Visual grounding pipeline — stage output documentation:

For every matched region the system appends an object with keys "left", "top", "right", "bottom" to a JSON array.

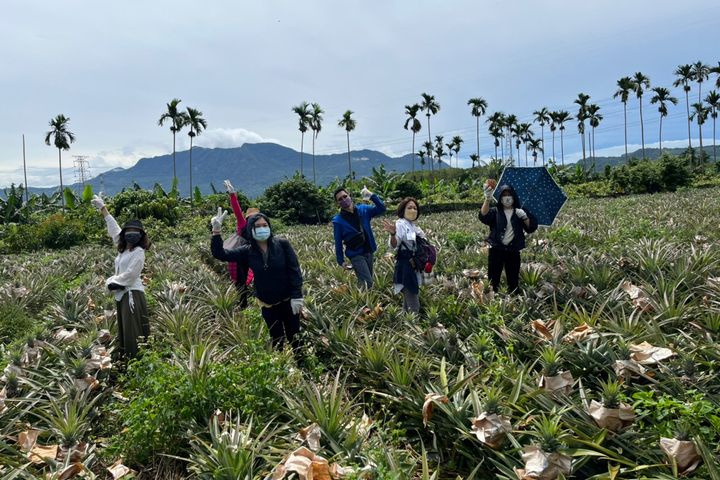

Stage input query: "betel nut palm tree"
[
  {"left": 338, "top": 110, "right": 357, "bottom": 179},
  {"left": 45, "top": 114, "right": 75, "bottom": 209}
]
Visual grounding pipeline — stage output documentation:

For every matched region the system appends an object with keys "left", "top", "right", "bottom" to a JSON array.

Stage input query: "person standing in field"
[
  {"left": 383, "top": 197, "right": 433, "bottom": 314},
  {"left": 479, "top": 182, "right": 538, "bottom": 294},
  {"left": 224, "top": 179, "right": 258, "bottom": 308},
  {"left": 91, "top": 195, "right": 151, "bottom": 358},
  {"left": 332, "top": 186, "right": 386, "bottom": 288},
  {"left": 210, "top": 209, "right": 304, "bottom": 354}
]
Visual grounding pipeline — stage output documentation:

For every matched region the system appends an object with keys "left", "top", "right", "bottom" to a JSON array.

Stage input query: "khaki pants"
[{"left": 116, "top": 290, "right": 150, "bottom": 358}]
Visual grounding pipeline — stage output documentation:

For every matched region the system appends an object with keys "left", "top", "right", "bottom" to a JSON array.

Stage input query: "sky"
[{"left": 1, "top": 0, "right": 719, "bottom": 188}]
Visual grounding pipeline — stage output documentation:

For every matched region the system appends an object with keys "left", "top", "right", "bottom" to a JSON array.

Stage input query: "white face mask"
[
  {"left": 404, "top": 209, "right": 418, "bottom": 221},
  {"left": 501, "top": 196, "right": 514, "bottom": 207}
]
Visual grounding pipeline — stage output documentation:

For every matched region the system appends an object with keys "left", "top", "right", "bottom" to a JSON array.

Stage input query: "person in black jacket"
[
  {"left": 479, "top": 183, "right": 538, "bottom": 294},
  {"left": 210, "top": 208, "right": 304, "bottom": 352}
]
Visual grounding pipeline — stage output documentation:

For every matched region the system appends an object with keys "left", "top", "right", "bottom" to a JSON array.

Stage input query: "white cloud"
[{"left": 194, "top": 128, "right": 278, "bottom": 149}]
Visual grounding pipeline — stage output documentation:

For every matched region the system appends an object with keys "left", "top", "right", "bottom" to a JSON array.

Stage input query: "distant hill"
[
  {"left": 573, "top": 146, "right": 717, "bottom": 171},
  {"left": 26, "top": 143, "right": 441, "bottom": 198}
]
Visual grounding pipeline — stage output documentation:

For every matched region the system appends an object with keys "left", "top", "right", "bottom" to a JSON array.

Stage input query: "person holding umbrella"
[{"left": 479, "top": 182, "right": 538, "bottom": 294}]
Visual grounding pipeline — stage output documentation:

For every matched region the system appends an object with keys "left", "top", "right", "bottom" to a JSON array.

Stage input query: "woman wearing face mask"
[
  {"left": 383, "top": 197, "right": 427, "bottom": 314},
  {"left": 210, "top": 208, "right": 304, "bottom": 354},
  {"left": 479, "top": 183, "right": 538, "bottom": 294},
  {"left": 91, "top": 195, "right": 151, "bottom": 358},
  {"left": 224, "top": 179, "right": 257, "bottom": 308}
]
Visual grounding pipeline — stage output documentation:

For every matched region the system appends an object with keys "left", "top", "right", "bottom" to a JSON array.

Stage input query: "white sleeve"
[
  {"left": 106, "top": 249, "right": 145, "bottom": 286},
  {"left": 391, "top": 219, "right": 408, "bottom": 250},
  {"left": 104, "top": 214, "right": 122, "bottom": 245}
]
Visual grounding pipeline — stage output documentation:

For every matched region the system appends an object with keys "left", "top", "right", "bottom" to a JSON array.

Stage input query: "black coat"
[
  {"left": 479, "top": 186, "right": 538, "bottom": 251},
  {"left": 211, "top": 215, "right": 302, "bottom": 304}
]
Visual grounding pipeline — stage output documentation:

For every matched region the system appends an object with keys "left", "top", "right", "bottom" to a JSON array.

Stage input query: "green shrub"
[
  {"left": 658, "top": 154, "right": 691, "bottom": 191},
  {"left": 447, "top": 231, "right": 474, "bottom": 250},
  {"left": 112, "top": 342, "right": 290, "bottom": 464},
  {"left": 258, "top": 174, "right": 332, "bottom": 225},
  {"left": 35, "top": 214, "right": 88, "bottom": 249},
  {"left": 0, "top": 302, "right": 34, "bottom": 345},
  {"left": 111, "top": 188, "right": 180, "bottom": 226},
  {"left": 564, "top": 180, "right": 616, "bottom": 198},
  {"left": 394, "top": 178, "right": 423, "bottom": 200}
]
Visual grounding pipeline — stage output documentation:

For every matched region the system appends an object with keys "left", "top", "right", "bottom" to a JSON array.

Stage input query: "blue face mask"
[{"left": 252, "top": 226, "right": 271, "bottom": 241}]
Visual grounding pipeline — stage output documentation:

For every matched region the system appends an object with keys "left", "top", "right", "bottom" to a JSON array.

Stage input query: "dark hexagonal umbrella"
[{"left": 493, "top": 167, "right": 567, "bottom": 226}]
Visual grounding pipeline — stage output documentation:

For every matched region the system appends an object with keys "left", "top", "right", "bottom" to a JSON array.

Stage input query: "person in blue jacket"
[{"left": 332, "top": 186, "right": 386, "bottom": 288}]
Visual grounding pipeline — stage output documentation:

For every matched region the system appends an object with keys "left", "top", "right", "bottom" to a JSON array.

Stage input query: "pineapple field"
[{"left": 1, "top": 188, "right": 720, "bottom": 479}]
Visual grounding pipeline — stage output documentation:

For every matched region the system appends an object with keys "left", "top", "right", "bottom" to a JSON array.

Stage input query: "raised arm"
[
  {"left": 91, "top": 195, "right": 121, "bottom": 244},
  {"left": 225, "top": 180, "right": 247, "bottom": 232},
  {"left": 367, "top": 193, "right": 386, "bottom": 217}
]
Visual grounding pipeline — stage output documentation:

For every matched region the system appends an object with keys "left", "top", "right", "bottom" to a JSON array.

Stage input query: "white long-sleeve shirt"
[
  {"left": 390, "top": 218, "right": 425, "bottom": 294},
  {"left": 104, "top": 214, "right": 145, "bottom": 303}
]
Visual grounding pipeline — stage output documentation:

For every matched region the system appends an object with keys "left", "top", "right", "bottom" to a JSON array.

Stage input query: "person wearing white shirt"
[
  {"left": 383, "top": 197, "right": 427, "bottom": 313},
  {"left": 91, "top": 195, "right": 151, "bottom": 357}
]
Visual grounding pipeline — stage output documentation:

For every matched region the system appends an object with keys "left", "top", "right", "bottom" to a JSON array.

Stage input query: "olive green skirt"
[{"left": 116, "top": 290, "right": 150, "bottom": 357}]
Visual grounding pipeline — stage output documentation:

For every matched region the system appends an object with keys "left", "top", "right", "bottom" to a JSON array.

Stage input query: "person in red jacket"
[{"left": 224, "top": 180, "right": 257, "bottom": 308}]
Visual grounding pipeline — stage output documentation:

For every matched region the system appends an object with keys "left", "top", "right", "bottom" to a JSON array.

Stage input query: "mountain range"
[
  {"left": 27, "top": 143, "right": 425, "bottom": 198},
  {"left": 21, "top": 143, "right": 716, "bottom": 199}
]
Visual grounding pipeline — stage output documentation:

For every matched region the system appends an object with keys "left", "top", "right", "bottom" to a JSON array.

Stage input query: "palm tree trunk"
[
  {"left": 551, "top": 130, "right": 555, "bottom": 166},
  {"left": 427, "top": 116, "right": 434, "bottom": 173},
  {"left": 541, "top": 125, "right": 545, "bottom": 164},
  {"left": 346, "top": 131, "right": 352, "bottom": 179},
  {"left": 189, "top": 136, "right": 193, "bottom": 204},
  {"left": 312, "top": 135, "right": 316, "bottom": 184},
  {"left": 560, "top": 130, "right": 565, "bottom": 166},
  {"left": 58, "top": 148, "right": 64, "bottom": 208},
  {"left": 411, "top": 131, "right": 416, "bottom": 174},
  {"left": 476, "top": 116, "right": 480, "bottom": 159},
  {"left": 300, "top": 132, "right": 304, "bottom": 176},
  {"left": 685, "top": 89, "right": 692, "bottom": 150},
  {"left": 581, "top": 126, "right": 586, "bottom": 163},
  {"left": 494, "top": 141, "right": 498, "bottom": 160},
  {"left": 659, "top": 114, "right": 663, "bottom": 151},
  {"left": 699, "top": 121, "right": 703, "bottom": 164},
  {"left": 172, "top": 131, "right": 177, "bottom": 181},
  {"left": 713, "top": 117, "right": 717, "bottom": 163},
  {"left": 500, "top": 139, "right": 504, "bottom": 160},
  {"left": 639, "top": 97, "right": 646, "bottom": 159},
  {"left": 623, "top": 102, "right": 628, "bottom": 162}
]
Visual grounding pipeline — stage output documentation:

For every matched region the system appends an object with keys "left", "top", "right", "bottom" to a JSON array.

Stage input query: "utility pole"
[{"left": 22, "top": 134, "right": 29, "bottom": 203}]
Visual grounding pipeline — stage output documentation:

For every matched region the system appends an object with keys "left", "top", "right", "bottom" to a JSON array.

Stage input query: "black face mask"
[{"left": 124, "top": 232, "right": 142, "bottom": 244}]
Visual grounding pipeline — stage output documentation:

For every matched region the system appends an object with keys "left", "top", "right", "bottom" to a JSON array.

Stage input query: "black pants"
[
  {"left": 261, "top": 300, "right": 301, "bottom": 353},
  {"left": 235, "top": 282, "right": 252, "bottom": 309},
  {"left": 488, "top": 247, "right": 521, "bottom": 294}
]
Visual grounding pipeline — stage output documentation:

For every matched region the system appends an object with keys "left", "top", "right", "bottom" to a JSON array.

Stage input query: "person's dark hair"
[
  {"left": 333, "top": 187, "right": 348, "bottom": 201},
  {"left": 117, "top": 231, "right": 151, "bottom": 252},
  {"left": 396, "top": 197, "right": 420, "bottom": 219}
]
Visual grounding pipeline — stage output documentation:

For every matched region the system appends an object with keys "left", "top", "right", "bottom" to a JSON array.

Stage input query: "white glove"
[
  {"left": 290, "top": 298, "right": 304, "bottom": 315},
  {"left": 211, "top": 207, "right": 228, "bottom": 231},
  {"left": 483, "top": 186, "right": 494, "bottom": 200},
  {"left": 515, "top": 208, "right": 528, "bottom": 220},
  {"left": 361, "top": 185, "right": 372, "bottom": 200},
  {"left": 91, "top": 195, "right": 105, "bottom": 210},
  {"left": 224, "top": 180, "right": 235, "bottom": 194}
]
